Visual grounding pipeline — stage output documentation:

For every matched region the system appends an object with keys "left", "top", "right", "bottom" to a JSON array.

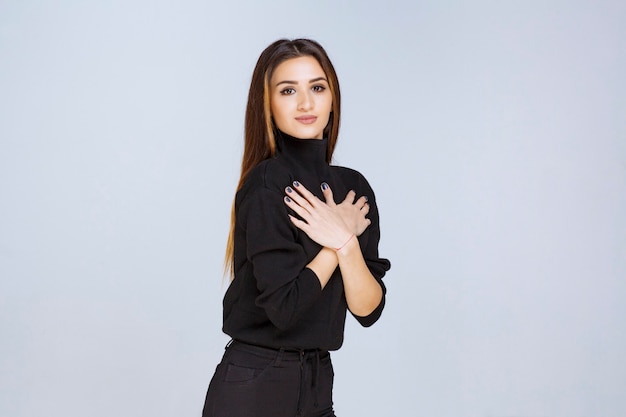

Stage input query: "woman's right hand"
[{"left": 320, "top": 182, "right": 371, "bottom": 237}]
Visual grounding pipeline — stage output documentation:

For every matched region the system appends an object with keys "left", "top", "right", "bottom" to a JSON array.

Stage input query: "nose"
[{"left": 297, "top": 90, "right": 314, "bottom": 111}]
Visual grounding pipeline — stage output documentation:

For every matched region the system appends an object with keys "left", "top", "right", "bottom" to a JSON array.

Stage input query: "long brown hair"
[{"left": 224, "top": 38, "right": 342, "bottom": 278}]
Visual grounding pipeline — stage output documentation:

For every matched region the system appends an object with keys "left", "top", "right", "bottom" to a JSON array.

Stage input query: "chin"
[{"left": 286, "top": 127, "right": 324, "bottom": 140}]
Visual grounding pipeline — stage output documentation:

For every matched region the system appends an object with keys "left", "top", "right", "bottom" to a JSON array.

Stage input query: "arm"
[
  {"left": 335, "top": 235, "right": 383, "bottom": 317},
  {"left": 295, "top": 184, "right": 372, "bottom": 290},
  {"left": 240, "top": 187, "right": 325, "bottom": 330},
  {"left": 284, "top": 181, "right": 384, "bottom": 317}
]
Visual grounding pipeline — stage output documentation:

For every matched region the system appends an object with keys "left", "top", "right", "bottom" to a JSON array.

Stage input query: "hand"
[
  {"left": 320, "top": 182, "right": 371, "bottom": 236},
  {"left": 283, "top": 181, "right": 355, "bottom": 249}
]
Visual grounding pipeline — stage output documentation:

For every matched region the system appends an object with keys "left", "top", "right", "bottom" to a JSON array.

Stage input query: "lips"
[{"left": 295, "top": 115, "right": 318, "bottom": 124}]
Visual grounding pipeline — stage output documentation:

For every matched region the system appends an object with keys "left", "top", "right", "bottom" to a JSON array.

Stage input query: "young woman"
[{"left": 202, "top": 38, "right": 391, "bottom": 417}]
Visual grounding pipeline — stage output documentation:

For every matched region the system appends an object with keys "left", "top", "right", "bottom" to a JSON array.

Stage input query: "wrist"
[{"left": 335, "top": 234, "right": 356, "bottom": 253}]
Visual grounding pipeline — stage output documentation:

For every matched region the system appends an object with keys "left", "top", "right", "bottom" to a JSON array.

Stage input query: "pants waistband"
[
  {"left": 228, "top": 339, "right": 328, "bottom": 359},
  {"left": 226, "top": 339, "right": 328, "bottom": 415}
]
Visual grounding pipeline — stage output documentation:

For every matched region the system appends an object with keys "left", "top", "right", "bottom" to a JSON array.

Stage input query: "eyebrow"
[{"left": 275, "top": 77, "right": 328, "bottom": 87}]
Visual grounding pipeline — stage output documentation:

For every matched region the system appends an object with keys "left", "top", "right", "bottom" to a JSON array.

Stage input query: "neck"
[{"left": 275, "top": 130, "right": 329, "bottom": 172}]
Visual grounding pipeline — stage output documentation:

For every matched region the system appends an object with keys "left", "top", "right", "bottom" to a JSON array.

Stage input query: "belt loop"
[
  {"left": 296, "top": 349, "right": 306, "bottom": 416},
  {"left": 313, "top": 350, "right": 320, "bottom": 407},
  {"left": 274, "top": 348, "right": 285, "bottom": 367}
]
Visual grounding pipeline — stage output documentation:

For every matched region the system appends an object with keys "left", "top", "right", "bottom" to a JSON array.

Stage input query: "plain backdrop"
[{"left": 1, "top": 1, "right": 624, "bottom": 416}]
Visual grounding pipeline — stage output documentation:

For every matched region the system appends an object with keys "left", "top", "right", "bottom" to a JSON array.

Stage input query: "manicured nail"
[
  {"left": 286, "top": 186, "right": 293, "bottom": 193},
  {"left": 293, "top": 181, "right": 300, "bottom": 187},
  {"left": 364, "top": 196, "right": 368, "bottom": 202},
  {"left": 321, "top": 182, "right": 329, "bottom": 190},
  {"left": 285, "top": 196, "right": 292, "bottom": 203}
]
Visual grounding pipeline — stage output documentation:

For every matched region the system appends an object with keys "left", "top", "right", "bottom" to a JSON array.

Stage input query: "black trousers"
[{"left": 202, "top": 340, "right": 336, "bottom": 417}]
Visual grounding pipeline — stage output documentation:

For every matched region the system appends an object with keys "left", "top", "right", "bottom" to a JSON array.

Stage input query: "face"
[{"left": 269, "top": 56, "right": 332, "bottom": 140}]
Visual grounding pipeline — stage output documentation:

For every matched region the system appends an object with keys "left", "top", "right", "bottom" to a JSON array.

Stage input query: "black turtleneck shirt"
[{"left": 222, "top": 133, "right": 391, "bottom": 351}]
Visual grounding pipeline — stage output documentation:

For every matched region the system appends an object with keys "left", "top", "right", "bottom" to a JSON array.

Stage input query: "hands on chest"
[{"left": 283, "top": 180, "right": 371, "bottom": 250}]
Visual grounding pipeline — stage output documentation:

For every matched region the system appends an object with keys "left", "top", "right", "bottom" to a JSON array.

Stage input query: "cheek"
[
  {"left": 270, "top": 101, "right": 287, "bottom": 125},
  {"left": 322, "top": 94, "right": 333, "bottom": 112},
  {"left": 320, "top": 97, "right": 333, "bottom": 121}
]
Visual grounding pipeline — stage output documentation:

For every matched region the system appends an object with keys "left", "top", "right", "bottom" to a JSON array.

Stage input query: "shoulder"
[
  {"left": 331, "top": 164, "right": 376, "bottom": 195},
  {"left": 237, "top": 158, "right": 291, "bottom": 202}
]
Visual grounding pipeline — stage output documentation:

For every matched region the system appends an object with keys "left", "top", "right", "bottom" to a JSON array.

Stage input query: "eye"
[
  {"left": 312, "top": 85, "right": 326, "bottom": 93},
  {"left": 280, "top": 87, "right": 296, "bottom": 95}
]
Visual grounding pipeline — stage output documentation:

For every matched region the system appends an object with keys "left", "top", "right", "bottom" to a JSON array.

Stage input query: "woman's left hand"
[
  {"left": 320, "top": 182, "right": 370, "bottom": 237},
  {"left": 284, "top": 181, "right": 355, "bottom": 250}
]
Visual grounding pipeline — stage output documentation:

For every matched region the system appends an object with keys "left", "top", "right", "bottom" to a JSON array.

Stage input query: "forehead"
[{"left": 271, "top": 56, "right": 326, "bottom": 83}]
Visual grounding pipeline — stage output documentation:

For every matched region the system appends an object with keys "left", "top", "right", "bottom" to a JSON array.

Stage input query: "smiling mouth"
[{"left": 295, "top": 115, "right": 317, "bottom": 124}]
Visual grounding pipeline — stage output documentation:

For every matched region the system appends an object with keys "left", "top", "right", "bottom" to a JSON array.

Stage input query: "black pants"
[{"left": 202, "top": 340, "right": 336, "bottom": 417}]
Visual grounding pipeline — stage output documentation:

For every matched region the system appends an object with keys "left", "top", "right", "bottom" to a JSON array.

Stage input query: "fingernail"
[
  {"left": 321, "top": 182, "right": 328, "bottom": 190},
  {"left": 293, "top": 181, "right": 300, "bottom": 187},
  {"left": 286, "top": 186, "right": 293, "bottom": 193},
  {"left": 285, "top": 196, "right": 292, "bottom": 203},
  {"left": 364, "top": 196, "right": 368, "bottom": 202}
]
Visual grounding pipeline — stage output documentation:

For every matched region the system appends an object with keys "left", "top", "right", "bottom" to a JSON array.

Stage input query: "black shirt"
[{"left": 222, "top": 132, "right": 391, "bottom": 351}]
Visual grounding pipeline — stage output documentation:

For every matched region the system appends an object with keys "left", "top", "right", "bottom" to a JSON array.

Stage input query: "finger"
[
  {"left": 360, "top": 202, "right": 371, "bottom": 216},
  {"left": 288, "top": 214, "right": 311, "bottom": 233},
  {"left": 341, "top": 190, "right": 357, "bottom": 205},
  {"left": 284, "top": 195, "right": 312, "bottom": 220},
  {"left": 357, "top": 218, "right": 372, "bottom": 236},
  {"left": 320, "top": 182, "right": 336, "bottom": 206},
  {"left": 355, "top": 195, "right": 369, "bottom": 209},
  {"left": 285, "top": 186, "right": 313, "bottom": 211},
  {"left": 292, "top": 180, "right": 321, "bottom": 206}
]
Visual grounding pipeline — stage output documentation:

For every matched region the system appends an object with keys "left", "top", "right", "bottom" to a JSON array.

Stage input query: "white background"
[{"left": 1, "top": 1, "right": 624, "bottom": 416}]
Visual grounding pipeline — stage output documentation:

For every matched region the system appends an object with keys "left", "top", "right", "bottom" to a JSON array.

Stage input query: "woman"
[{"left": 202, "top": 38, "right": 390, "bottom": 417}]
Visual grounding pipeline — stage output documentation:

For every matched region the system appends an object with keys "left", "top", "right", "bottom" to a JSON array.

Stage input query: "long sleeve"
[{"left": 239, "top": 187, "right": 323, "bottom": 330}]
